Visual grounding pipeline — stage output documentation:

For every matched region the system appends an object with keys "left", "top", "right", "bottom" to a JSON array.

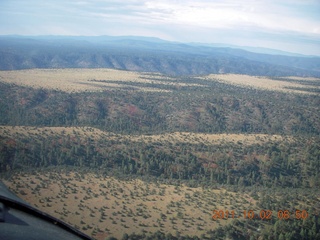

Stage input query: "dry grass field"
[
  {"left": 3, "top": 170, "right": 259, "bottom": 239},
  {"left": 0, "top": 68, "right": 319, "bottom": 94},
  {"left": 129, "top": 132, "right": 293, "bottom": 146},
  {"left": 0, "top": 126, "right": 112, "bottom": 141},
  {"left": 0, "top": 126, "right": 293, "bottom": 146},
  {"left": 0, "top": 68, "right": 200, "bottom": 93},
  {"left": 203, "top": 74, "right": 320, "bottom": 94}
]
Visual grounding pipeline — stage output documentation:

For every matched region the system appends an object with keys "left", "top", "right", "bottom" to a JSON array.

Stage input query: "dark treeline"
[{"left": 1, "top": 126, "right": 319, "bottom": 189}]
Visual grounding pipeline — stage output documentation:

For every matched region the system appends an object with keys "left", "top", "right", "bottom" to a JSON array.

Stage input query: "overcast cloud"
[{"left": 0, "top": 0, "right": 319, "bottom": 55}]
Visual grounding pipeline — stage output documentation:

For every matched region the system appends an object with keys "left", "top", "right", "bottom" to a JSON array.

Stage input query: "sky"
[{"left": 0, "top": 0, "right": 320, "bottom": 55}]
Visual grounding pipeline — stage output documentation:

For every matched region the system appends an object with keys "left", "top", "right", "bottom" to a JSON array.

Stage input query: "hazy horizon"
[{"left": 0, "top": 0, "right": 319, "bottom": 55}]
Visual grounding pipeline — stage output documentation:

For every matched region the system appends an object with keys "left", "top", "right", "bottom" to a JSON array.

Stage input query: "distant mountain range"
[{"left": 0, "top": 35, "right": 319, "bottom": 77}]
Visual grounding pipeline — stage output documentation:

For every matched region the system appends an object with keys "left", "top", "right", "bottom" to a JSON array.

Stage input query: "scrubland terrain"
[
  {"left": 3, "top": 169, "right": 319, "bottom": 240},
  {"left": 1, "top": 123, "right": 319, "bottom": 239},
  {"left": 3, "top": 171, "right": 249, "bottom": 239},
  {"left": 0, "top": 68, "right": 319, "bottom": 239}
]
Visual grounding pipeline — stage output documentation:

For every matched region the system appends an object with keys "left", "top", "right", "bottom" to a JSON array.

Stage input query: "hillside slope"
[{"left": 1, "top": 36, "right": 320, "bottom": 77}]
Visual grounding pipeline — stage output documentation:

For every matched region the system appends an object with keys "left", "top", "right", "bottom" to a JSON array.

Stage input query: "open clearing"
[
  {"left": 203, "top": 74, "right": 320, "bottom": 94},
  {"left": 3, "top": 170, "right": 258, "bottom": 239},
  {"left": 0, "top": 68, "right": 319, "bottom": 94},
  {"left": 0, "top": 126, "right": 294, "bottom": 146},
  {"left": 0, "top": 68, "right": 199, "bottom": 93}
]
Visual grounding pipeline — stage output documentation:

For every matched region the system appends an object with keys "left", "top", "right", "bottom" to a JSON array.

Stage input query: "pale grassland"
[
  {"left": 129, "top": 132, "right": 293, "bottom": 145},
  {"left": 0, "top": 126, "right": 293, "bottom": 146},
  {"left": 0, "top": 126, "right": 112, "bottom": 141},
  {"left": 3, "top": 171, "right": 258, "bottom": 239},
  {"left": 281, "top": 76, "right": 320, "bottom": 81},
  {"left": 202, "top": 74, "right": 320, "bottom": 94},
  {"left": 1, "top": 68, "right": 318, "bottom": 94},
  {"left": 0, "top": 68, "right": 200, "bottom": 93}
]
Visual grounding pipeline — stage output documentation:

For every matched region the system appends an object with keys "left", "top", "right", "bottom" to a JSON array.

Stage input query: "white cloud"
[
  {"left": 5, "top": 0, "right": 317, "bottom": 36},
  {"left": 139, "top": 0, "right": 320, "bottom": 35}
]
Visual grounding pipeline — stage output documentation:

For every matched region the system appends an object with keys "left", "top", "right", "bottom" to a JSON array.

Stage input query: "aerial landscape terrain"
[
  {"left": 1, "top": 1, "right": 320, "bottom": 239},
  {"left": 0, "top": 35, "right": 320, "bottom": 239}
]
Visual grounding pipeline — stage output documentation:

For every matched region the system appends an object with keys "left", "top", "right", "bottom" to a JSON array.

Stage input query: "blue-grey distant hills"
[{"left": 0, "top": 35, "right": 319, "bottom": 77}]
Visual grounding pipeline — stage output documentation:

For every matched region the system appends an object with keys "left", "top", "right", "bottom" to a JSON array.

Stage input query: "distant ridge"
[
  {"left": 189, "top": 42, "right": 313, "bottom": 57},
  {"left": 0, "top": 35, "right": 319, "bottom": 77}
]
